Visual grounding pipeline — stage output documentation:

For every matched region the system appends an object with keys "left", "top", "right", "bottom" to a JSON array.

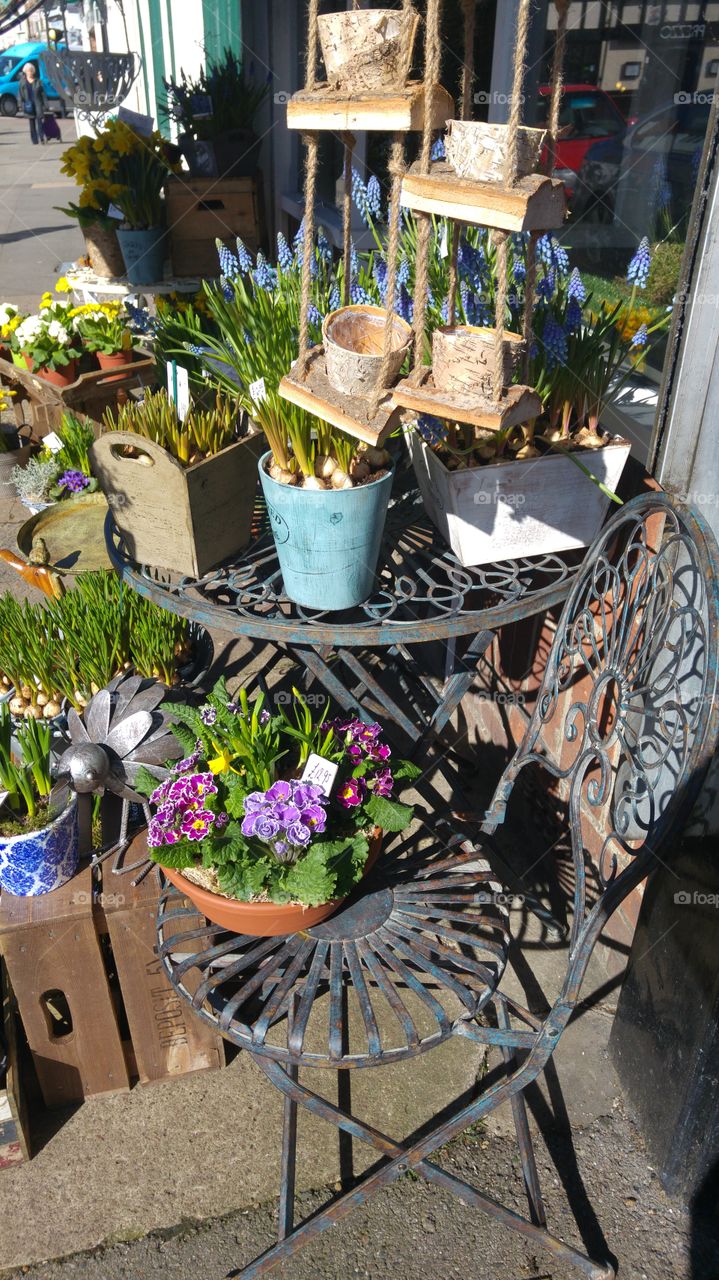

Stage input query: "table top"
[
  {"left": 66, "top": 267, "right": 202, "bottom": 297},
  {"left": 106, "top": 471, "right": 581, "bottom": 647}
]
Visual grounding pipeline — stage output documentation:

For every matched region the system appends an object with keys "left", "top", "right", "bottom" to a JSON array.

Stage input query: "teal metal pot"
[
  {"left": 258, "top": 452, "right": 394, "bottom": 610},
  {"left": 117, "top": 227, "right": 166, "bottom": 286}
]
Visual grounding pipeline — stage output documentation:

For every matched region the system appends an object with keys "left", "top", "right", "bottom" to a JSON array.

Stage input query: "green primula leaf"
[
  {"left": 282, "top": 843, "right": 338, "bottom": 907},
  {"left": 394, "top": 759, "right": 422, "bottom": 782},
  {"left": 224, "top": 771, "right": 250, "bottom": 818},
  {"left": 133, "top": 763, "right": 164, "bottom": 798},
  {"left": 169, "top": 703, "right": 207, "bottom": 745},
  {"left": 216, "top": 853, "right": 273, "bottom": 901},
  {"left": 148, "top": 842, "right": 197, "bottom": 871},
  {"left": 332, "top": 833, "right": 369, "bottom": 899},
  {"left": 364, "top": 793, "right": 414, "bottom": 833}
]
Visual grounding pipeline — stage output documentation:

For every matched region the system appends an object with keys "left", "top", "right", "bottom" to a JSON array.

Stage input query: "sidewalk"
[{"left": 0, "top": 117, "right": 83, "bottom": 312}]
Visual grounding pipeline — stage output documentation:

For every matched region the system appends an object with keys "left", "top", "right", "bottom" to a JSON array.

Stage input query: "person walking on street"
[{"left": 18, "top": 63, "right": 47, "bottom": 145}]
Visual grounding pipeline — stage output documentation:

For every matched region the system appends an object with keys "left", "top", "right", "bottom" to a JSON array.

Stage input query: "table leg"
[{"left": 278, "top": 995, "right": 299, "bottom": 1241}]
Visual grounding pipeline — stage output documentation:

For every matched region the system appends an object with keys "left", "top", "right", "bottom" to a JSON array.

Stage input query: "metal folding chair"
[{"left": 156, "top": 492, "right": 719, "bottom": 1278}]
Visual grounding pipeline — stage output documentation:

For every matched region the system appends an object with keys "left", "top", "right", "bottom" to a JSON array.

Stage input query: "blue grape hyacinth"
[
  {"left": 631, "top": 323, "right": 648, "bottom": 348},
  {"left": 235, "top": 237, "right": 253, "bottom": 274},
  {"left": 627, "top": 237, "right": 651, "bottom": 288},
  {"left": 366, "top": 174, "right": 382, "bottom": 220},
  {"left": 276, "top": 231, "right": 293, "bottom": 272},
  {"left": 431, "top": 136, "right": 446, "bottom": 161},
  {"left": 542, "top": 315, "right": 568, "bottom": 369},
  {"left": 217, "top": 241, "right": 239, "bottom": 279}
]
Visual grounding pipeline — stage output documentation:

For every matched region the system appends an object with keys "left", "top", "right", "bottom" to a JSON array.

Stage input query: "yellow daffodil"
[
  {"left": 208, "top": 748, "right": 233, "bottom": 775},
  {"left": 55, "top": 276, "right": 70, "bottom": 294}
]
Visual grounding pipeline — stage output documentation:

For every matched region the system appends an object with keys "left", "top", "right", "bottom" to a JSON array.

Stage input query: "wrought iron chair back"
[{"left": 481, "top": 491, "right": 719, "bottom": 1054}]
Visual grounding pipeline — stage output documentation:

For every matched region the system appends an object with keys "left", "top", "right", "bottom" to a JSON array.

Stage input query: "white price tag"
[
  {"left": 439, "top": 225, "right": 449, "bottom": 259},
  {"left": 43, "top": 431, "right": 64, "bottom": 454},
  {"left": 301, "top": 753, "right": 339, "bottom": 797},
  {"left": 249, "top": 376, "right": 267, "bottom": 405},
  {"left": 167, "top": 361, "right": 191, "bottom": 420},
  {"left": 106, "top": 203, "right": 124, "bottom": 221},
  {"left": 0, "top": 789, "right": 9, "bottom": 812},
  {"left": 118, "top": 106, "right": 155, "bottom": 136}
]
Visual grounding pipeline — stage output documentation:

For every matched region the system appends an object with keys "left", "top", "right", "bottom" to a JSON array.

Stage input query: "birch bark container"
[
  {"left": 445, "top": 121, "right": 547, "bottom": 183},
  {"left": 318, "top": 8, "right": 419, "bottom": 92},
  {"left": 323, "top": 305, "right": 412, "bottom": 399},
  {"left": 432, "top": 325, "right": 525, "bottom": 397}
]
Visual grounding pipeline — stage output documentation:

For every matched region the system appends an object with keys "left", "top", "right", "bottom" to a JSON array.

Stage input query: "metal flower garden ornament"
[{"left": 141, "top": 679, "right": 419, "bottom": 936}]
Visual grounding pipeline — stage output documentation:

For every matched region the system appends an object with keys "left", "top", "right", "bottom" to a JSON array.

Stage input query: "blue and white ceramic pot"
[{"left": 0, "top": 797, "right": 79, "bottom": 896}]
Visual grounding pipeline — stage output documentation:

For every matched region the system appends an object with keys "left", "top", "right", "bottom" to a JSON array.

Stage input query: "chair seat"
[{"left": 156, "top": 846, "right": 511, "bottom": 1069}]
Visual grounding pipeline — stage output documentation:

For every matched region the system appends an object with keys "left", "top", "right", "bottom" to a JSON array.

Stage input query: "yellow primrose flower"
[{"left": 55, "top": 276, "right": 70, "bottom": 294}]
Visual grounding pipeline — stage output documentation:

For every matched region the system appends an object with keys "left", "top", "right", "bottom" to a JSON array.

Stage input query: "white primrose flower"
[
  {"left": 16, "top": 315, "right": 43, "bottom": 345},
  {"left": 0, "top": 304, "right": 18, "bottom": 326},
  {"left": 46, "top": 320, "right": 71, "bottom": 345}
]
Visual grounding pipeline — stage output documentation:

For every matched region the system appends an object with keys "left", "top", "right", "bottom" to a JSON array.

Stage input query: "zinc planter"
[
  {"left": 0, "top": 442, "right": 31, "bottom": 492},
  {"left": 91, "top": 429, "right": 265, "bottom": 578},
  {"left": 406, "top": 430, "right": 631, "bottom": 567},
  {"left": 116, "top": 227, "right": 166, "bottom": 286},
  {"left": 163, "top": 829, "right": 382, "bottom": 937},
  {"left": 0, "top": 797, "right": 79, "bottom": 897},
  {"left": 258, "top": 452, "right": 394, "bottom": 610}
]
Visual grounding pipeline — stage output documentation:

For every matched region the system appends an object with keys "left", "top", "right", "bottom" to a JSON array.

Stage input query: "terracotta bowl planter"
[
  {"left": 164, "top": 828, "right": 383, "bottom": 937},
  {"left": 323, "top": 304, "right": 412, "bottom": 399},
  {"left": 97, "top": 350, "right": 135, "bottom": 382},
  {"left": 318, "top": 8, "right": 419, "bottom": 92},
  {"left": 24, "top": 356, "right": 78, "bottom": 388},
  {"left": 432, "top": 325, "right": 525, "bottom": 396},
  {"left": 445, "top": 120, "right": 547, "bottom": 183}
]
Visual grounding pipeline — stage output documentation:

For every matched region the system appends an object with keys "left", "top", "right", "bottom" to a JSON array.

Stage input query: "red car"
[{"left": 537, "top": 84, "right": 627, "bottom": 175}]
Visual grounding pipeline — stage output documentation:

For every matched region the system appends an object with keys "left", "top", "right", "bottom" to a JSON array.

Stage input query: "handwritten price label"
[
  {"left": 43, "top": 431, "right": 64, "bottom": 454},
  {"left": 301, "top": 753, "right": 339, "bottom": 797},
  {"left": 249, "top": 376, "right": 267, "bottom": 405}
]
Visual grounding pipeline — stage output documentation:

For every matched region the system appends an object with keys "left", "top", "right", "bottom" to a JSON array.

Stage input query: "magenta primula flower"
[
  {"left": 184, "top": 772, "right": 218, "bottom": 802},
  {"left": 371, "top": 767, "right": 394, "bottom": 797},
  {"left": 181, "top": 808, "right": 215, "bottom": 841},
  {"left": 337, "top": 777, "right": 366, "bottom": 808}
]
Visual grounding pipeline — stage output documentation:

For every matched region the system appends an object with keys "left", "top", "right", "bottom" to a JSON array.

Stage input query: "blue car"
[{"left": 0, "top": 41, "right": 66, "bottom": 117}]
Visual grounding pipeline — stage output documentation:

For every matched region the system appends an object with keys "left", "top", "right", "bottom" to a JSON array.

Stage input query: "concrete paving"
[{"left": 0, "top": 117, "right": 83, "bottom": 312}]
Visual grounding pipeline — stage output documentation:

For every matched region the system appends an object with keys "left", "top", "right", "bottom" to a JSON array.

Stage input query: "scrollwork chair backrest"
[{"left": 483, "top": 493, "right": 719, "bottom": 1036}]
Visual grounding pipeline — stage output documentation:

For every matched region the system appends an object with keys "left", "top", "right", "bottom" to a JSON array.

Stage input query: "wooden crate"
[
  {"left": 0, "top": 864, "right": 131, "bottom": 1107},
  {"left": 0, "top": 962, "right": 30, "bottom": 1168},
  {"left": 101, "top": 843, "right": 224, "bottom": 1085},
  {"left": 166, "top": 176, "right": 264, "bottom": 277}
]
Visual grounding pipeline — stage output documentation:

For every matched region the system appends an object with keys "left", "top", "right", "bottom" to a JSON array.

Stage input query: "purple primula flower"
[
  {"left": 181, "top": 808, "right": 215, "bottom": 841},
  {"left": 215, "top": 811, "right": 229, "bottom": 829},
  {"left": 337, "top": 777, "right": 365, "bottom": 808},
  {"left": 291, "top": 782, "right": 325, "bottom": 808},
  {"left": 266, "top": 780, "right": 293, "bottom": 803},
  {"left": 372, "top": 767, "right": 394, "bottom": 798},
  {"left": 200, "top": 705, "right": 217, "bottom": 726},
  {"left": 243, "top": 791, "right": 267, "bottom": 814},
  {"left": 627, "top": 237, "right": 651, "bottom": 288},
  {"left": 286, "top": 821, "right": 312, "bottom": 847},
  {"left": 254, "top": 814, "right": 281, "bottom": 840},
  {"left": 300, "top": 803, "right": 326, "bottom": 833},
  {"left": 259, "top": 708, "right": 271, "bottom": 725},
  {"left": 150, "top": 779, "right": 171, "bottom": 805},
  {"left": 275, "top": 803, "right": 301, "bottom": 826},
  {"left": 226, "top": 701, "right": 240, "bottom": 714},
  {"left": 185, "top": 772, "right": 218, "bottom": 802},
  {"left": 368, "top": 742, "right": 391, "bottom": 762},
  {"left": 58, "top": 469, "right": 89, "bottom": 493},
  {"left": 173, "top": 750, "right": 201, "bottom": 775}
]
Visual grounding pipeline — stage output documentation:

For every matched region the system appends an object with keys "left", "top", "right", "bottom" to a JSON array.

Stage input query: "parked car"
[
  {"left": 536, "top": 84, "right": 626, "bottom": 205},
  {"left": 573, "top": 100, "right": 710, "bottom": 229},
  {"left": 0, "top": 42, "right": 65, "bottom": 117}
]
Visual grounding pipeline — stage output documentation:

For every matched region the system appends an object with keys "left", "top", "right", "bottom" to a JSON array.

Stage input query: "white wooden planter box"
[{"left": 406, "top": 430, "right": 631, "bottom": 566}]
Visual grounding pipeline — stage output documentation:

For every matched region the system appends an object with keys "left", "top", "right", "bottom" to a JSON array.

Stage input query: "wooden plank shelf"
[
  {"left": 392, "top": 369, "right": 542, "bottom": 432},
  {"left": 400, "top": 161, "right": 567, "bottom": 232},
  {"left": 286, "top": 82, "right": 454, "bottom": 133},
  {"left": 279, "top": 347, "right": 401, "bottom": 447}
]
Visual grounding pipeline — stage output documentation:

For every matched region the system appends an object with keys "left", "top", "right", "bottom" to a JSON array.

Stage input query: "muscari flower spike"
[
  {"left": 627, "top": 237, "right": 651, "bottom": 289},
  {"left": 276, "top": 231, "right": 294, "bottom": 272},
  {"left": 631, "top": 323, "right": 649, "bottom": 348},
  {"left": 352, "top": 168, "right": 370, "bottom": 223},
  {"left": 431, "top": 135, "right": 446, "bottom": 161},
  {"left": 235, "top": 237, "right": 254, "bottom": 273},
  {"left": 366, "top": 174, "right": 383, "bottom": 220},
  {"left": 542, "top": 315, "right": 568, "bottom": 369},
  {"left": 217, "top": 241, "right": 239, "bottom": 279}
]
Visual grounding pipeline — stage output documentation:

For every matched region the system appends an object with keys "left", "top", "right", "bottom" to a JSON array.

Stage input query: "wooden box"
[
  {"left": 90, "top": 429, "right": 265, "bottom": 578},
  {"left": 101, "top": 849, "right": 224, "bottom": 1085},
  {"left": 166, "top": 176, "right": 263, "bottom": 278},
  {"left": 406, "top": 429, "right": 631, "bottom": 567},
  {"left": 0, "top": 963, "right": 30, "bottom": 1168},
  {"left": 0, "top": 864, "right": 131, "bottom": 1107}
]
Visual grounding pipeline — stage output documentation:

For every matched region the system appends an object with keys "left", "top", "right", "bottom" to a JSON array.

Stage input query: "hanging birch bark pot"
[
  {"left": 317, "top": 8, "right": 419, "bottom": 92},
  {"left": 445, "top": 120, "right": 547, "bottom": 183},
  {"left": 323, "top": 305, "right": 412, "bottom": 398},
  {"left": 432, "top": 326, "right": 525, "bottom": 396}
]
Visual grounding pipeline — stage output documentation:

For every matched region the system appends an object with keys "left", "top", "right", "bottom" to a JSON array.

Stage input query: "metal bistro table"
[{"left": 105, "top": 469, "right": 581, "bottom": 748}]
